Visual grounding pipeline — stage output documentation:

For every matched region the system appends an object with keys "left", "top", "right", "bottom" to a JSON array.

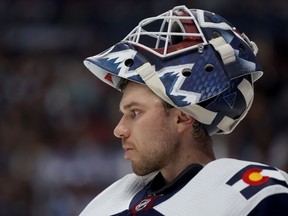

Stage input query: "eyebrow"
[{"left": 119, "top": 101, "right": 141, "bottom": 113}]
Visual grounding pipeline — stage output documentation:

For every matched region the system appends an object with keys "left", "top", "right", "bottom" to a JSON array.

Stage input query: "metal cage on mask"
[{"left": 123, "top": 5, "right": 208, "bottom": 57}]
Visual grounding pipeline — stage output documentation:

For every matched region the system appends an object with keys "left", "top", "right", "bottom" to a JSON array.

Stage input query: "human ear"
[{"left": 176, "top": 111, "right": 195, "bottom": 133}]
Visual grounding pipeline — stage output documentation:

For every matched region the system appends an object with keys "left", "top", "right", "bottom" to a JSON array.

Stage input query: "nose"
[{"left": 113, "top": 117, "right": 129, "bottom": 139}]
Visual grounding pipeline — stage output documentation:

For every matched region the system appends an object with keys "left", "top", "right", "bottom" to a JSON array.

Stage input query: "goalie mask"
[{"left": 84, "top": 5, "right": 263, "bottom": 135}]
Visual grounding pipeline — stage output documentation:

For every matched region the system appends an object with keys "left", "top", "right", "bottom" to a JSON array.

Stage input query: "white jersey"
[{"left": 80, "top": 158, "right": 288, "bottom": 216}]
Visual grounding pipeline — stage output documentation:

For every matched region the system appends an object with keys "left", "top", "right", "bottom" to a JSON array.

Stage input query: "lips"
[
  {"left": 122, "top": 141, "right": 134, "bottom": 151},
  {"left": 123, "top": 146, "right": 133, "bottom": 151},
  {"left": 122, "top": 144, "right": 134, "bottom": 159}
]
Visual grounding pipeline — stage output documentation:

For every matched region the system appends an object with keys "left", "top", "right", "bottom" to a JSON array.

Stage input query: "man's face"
[{"left": 114, "top": 82, "right": 180, "bottom": 176}]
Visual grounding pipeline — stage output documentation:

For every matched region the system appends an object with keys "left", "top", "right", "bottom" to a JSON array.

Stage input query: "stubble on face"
[{"left": 130, "top": 111, "right": 179, "bottom": 176}]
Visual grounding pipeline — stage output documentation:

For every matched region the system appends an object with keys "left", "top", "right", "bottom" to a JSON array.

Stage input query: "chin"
[{"left": 132, "top": 164, "right": 158, "bottom": 176}]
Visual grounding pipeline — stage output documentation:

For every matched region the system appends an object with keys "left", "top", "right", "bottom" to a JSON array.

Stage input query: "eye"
[{"left": 131, "top": 109, "right": 141, "bottom": 118}]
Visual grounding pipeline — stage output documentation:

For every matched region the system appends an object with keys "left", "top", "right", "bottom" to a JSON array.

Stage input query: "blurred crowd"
[{"left": 0, "top": 0, "right": 287, "bottom": 215}]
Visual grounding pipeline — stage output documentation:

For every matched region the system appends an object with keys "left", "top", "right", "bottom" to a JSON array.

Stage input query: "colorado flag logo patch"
[{"left": 226, "top": 164, "right": 288, "bottom": 199}]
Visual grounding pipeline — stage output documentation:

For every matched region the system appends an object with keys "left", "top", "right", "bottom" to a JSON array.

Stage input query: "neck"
[{"left": 160, "top": 142, "right": 215, "bottom": 184}]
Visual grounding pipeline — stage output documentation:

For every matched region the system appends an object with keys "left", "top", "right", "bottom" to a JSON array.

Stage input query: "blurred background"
[{"left": 0, "top": 0, "right": 287, "bottom": 215}]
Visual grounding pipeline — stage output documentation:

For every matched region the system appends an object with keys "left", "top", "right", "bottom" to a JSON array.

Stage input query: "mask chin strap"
[
  {"left": 241, "top": 33, "right": 258, "bottom": 55},
  {"left": 209, "top": 36, "right": 236, "bottom": 65},
  {"left": 135, "top": 62, "right": 175, "bottom": 105}
]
